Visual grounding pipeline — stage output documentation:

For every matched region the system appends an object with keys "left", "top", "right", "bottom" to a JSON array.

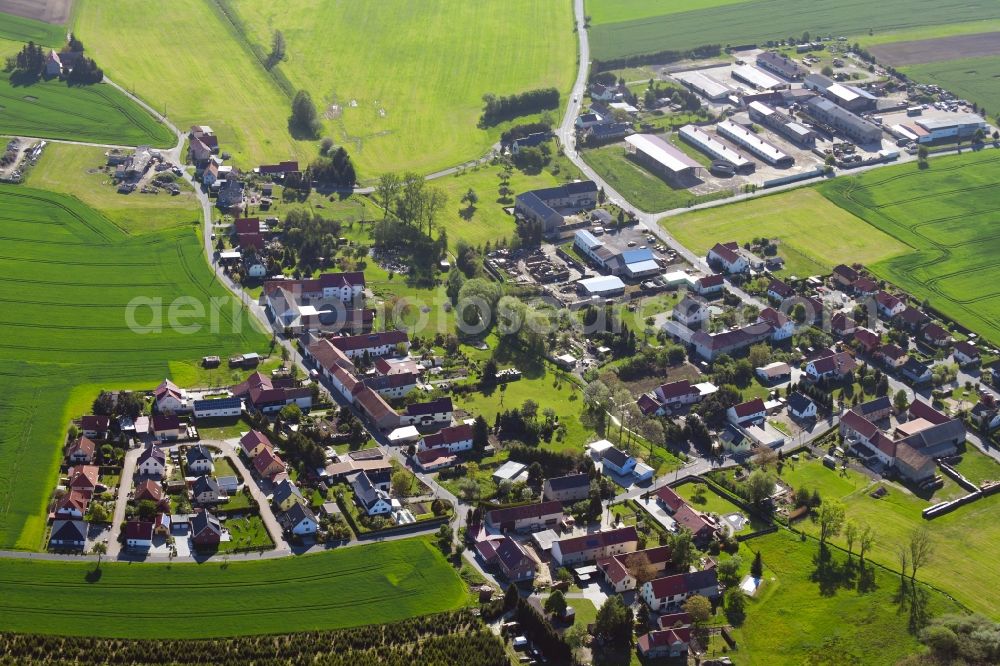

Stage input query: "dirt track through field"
[
  {"left": 0, "top": 0, "right": 72, "bottom": 24},
  {"left": 870, "top": 32, "right": 1000, "bottom": 66}
]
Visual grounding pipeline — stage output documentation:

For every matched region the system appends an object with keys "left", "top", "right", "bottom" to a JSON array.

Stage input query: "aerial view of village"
[{"left": 2, "top": 0, "right": 1000, "bottom": 664}]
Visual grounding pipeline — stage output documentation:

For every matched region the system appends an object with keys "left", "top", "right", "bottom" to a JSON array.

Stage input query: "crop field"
[
  {"left": 661, "top": 188, "right": 909, "bottom": 277},
  {"left": 820, "top": 152, "right": 1000, "bottom": 346},
  {"left": 868, "top": 32, "right": 1000, "bottom": 66},
  {"left": 232, "top": 0, "right": 576, "bottom": 178},
  {"left": 902, "top": 56, "right": 1000, "bottom": 122},
  {"left": 0, "top": 9, "right": 65, "bottom": 44},
  {"left": 582, "top": 144, "right": 732, "bottom": 213},
  {"left": 588, "top": 0, "right": 1000, "bottom": 62},
  {"left": 585, "top": 0, "right": 749, "bottom": 26},
  {"left": 731, "top": 529, "right": 963, "bottom": 664},
  {"left": 0, "top": 71, "right": 175, "bottom": 147},
  {"left": 27, "top": 143, "right": 199, "bottom": 234},
  {"left": 779, "top": 456, "right": 1000, "bottom": 619},
  {"left": 73, "top": 0, "right": 309, "bottom": 167},
  {"left": 0, "top": 537, "right": 466, "bottom": 637},
  {"left": 0, "top": 184, "right": 268, "bottom": 549}
]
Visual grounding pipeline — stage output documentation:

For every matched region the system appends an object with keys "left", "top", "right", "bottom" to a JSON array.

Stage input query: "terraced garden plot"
[
  {"left": 820, "top": 152, "right": 1000, "bottom": 346},
  {"left": 0, "top": 537, "right": 465, "bottom": 637},
  {"left": 0, "top": 184, "right": 268, "bottom": 549}
]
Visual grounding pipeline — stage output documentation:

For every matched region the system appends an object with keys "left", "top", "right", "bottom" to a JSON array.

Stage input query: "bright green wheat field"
[
  {"left": 588, "top": 0, "right": 1000, "bottom": 61},
  {"left": 821, "top": 151, "right": 1000, "bottom": 347},
  {"left": 0, "top": 537, "right": 466, "bottom": 637},
  {"left": 0, "top": 184, "right": 268, "bottom": 550}
]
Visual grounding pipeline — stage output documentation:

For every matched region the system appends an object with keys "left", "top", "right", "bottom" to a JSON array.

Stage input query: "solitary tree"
[
  {"left": 859, "top": 522, "right": 877, "bottom": 566},
  {"left": 750, "top": 551, "right": 764, "bottom": 579},
  {"left": 844, "top": 520, "right": 859, "bottom": 559},
  {"left": 290, "top": 89, "right": 322, "bottom": 138},
  {"left": 683, "top": 594, "right": 713, "bottom": 626},
  {"left": 627, "top": 551, "right": 658, "bottom": 589},
  {"left": 818, "top": 500, "right": 846, "bottom": 547},
  {"left": 91, "top": 541, "right": 107, "bottom": 570},
  {"left": 267, "top": 30, "right": 286, "bottom": 69},
  {"left": 893, "top": 388, "right": 909, "bottom": 413},
  {"left": 908, "top": 525, "right": 934, "bottom": 582},
  {"left": 745, "top": 468, "right": 774, "bottom": 507},
  {"left": 544, "top": 590, "right": 568, "bottom": 618}
]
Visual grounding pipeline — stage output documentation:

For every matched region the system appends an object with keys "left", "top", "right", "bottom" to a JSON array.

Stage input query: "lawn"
[
  {"left": 902, "top": 56, "right": 1000, "bottom": 123},
  {"left": 0, "top": 70, "right": 175, "bottom": 147},
  {"left": 231, "top": 0, "right": 576, "bottom": 178},
  {"left": 26, "top": 143, "right": 200, "bottom": 234},
  {"left": 73, "top": 0, "right": 310, "bottom": 167},
  {"left": 587, "top": 0, "right": 1000, "bottom": 62},
  {"left": 0, "top": 11, "right": 65, "bottom": 44},
  {"left": 950, "top": 446, "right": 1000, "bottom": 486},
  {"left": 820, "top": 152, "right": 1000, "bottom": 346},
  {"left": 581, "top": 143, "right": 734, "bottom": 213},
  {"left": 0, "top": 537, "right": 466, "bottom": 637},
  {"left": 778, "top": 456, "right": 1000, "bottom": 619},
  {"left": 729, "top": 529, "right": 963, "bottom": 665},
  {"left": 432, "top": 151, "right": 584, "bottom": 251},
  {"left": 661, "top": 187, "right": 910, "bottom": 277},
  {"left": 0, "top": 184, "right": 269, "bottom": 550},
  {"left": 218, "top": 513, "right": 273, "bottom": 552},
  {"left": 673, "top": 480, "right": 769, "bottom": 533}
]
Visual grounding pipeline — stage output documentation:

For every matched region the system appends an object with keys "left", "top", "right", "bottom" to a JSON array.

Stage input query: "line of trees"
[{"left": 479, "top": 88, "right": 560, "bottom": 127}]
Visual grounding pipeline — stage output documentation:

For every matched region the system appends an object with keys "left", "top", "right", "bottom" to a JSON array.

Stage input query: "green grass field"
[
  {"left": 778, "top": 456, "right": 1000, "bottom": 619},
  {"left": 432, "top": 152, "right": 584, "bottom": 250},
  {"left": 232, "top": 0, "right": 576, "bottom": 177},
  {"left": 661, "top": 187, "right": 910, "bottom": 277},
  {"left": 73, "top": 0, "right": 310, "bottom": 167},
  {"left": 582, "top": 143, "right": 733, "bottom": 213},
  {"left": 0, "top": 537, "right": 465, "bottom": 637},
  {"left": 820, "top": 152, "right": 1000, "bottom": 346},
  {"left": 0, "top": 71, "right": 175, "bottom": 146},
  {"left": 588, "top": 0, "right": 1000, "bottom": 61},
  {"left": 951, "top": 447, "right": 1000, "bottom": 486},
  {"left": 857, "top": 19, "right": 1000, "bottom": 47},
  {"left": 903, "top": 56, "right": 1000, "bottom": 123},
  {"left": 26, "top": 143, "right": 200, "bottom": 234},
  {"left": 585, "top": 0, "right": 748, "bottom": 26},
  {"left": 730, "top": 529, "right": 963, "bottom": 665},
  {"left": 0, "top": 184, "right": 268, "bottom": 549},
  {"left": 0, "top": 11, "right": 65, "bottom": 45},
  {"left": 75, "top": 0, "right": 575, "bottom": 177}
]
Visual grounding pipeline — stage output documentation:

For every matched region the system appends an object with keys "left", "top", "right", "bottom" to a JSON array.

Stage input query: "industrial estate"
[{"left": 1, "top": 0, "right": 999, "bottom": 664}]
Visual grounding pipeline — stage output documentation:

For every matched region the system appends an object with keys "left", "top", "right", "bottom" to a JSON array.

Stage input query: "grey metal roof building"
[{"left": 804, "top": 97, "right": 882, "bottom": 145}]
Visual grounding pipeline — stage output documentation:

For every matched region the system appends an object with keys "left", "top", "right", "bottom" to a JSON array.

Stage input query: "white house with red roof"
[
  {"left": 757, "top": 307, "right": 794, "bottom": 340},
  {"left": 154, "top": 378, "right": 190, "bottom": 414},
  {"left": 417, "top": 423, "right": 473, "bottom": 453},
  {"left": 551, "top": 526, "right": 638, "bottom": 566},
  {"left": 654, "top": 380, "right": 702, "bottom": 410},
  {"left": 692, "top": 273, "right": 725, "bottom": 295},
  {"left": 329, "top": 331, "right": 409, "bottom": 359},
  {"left": 239, "top": 430, "right": 271, "bottom": 458},
  {"left": 414, "top": 447, "right": 457, "bottom": 472},
  {"left": 805, "top": 351, "right": 857, "bottom": 381},
  {"left": 707, "top": 242, "right": 748, "bottom": 274},
  {"left": 79, "top": 415, "right": 110, "bottom": 439},
  {"left": 637, "top": 627, "right": 692, "bottom": 659},
  {"left": 640, "top": 568, "right": 719, "bottom": 612},
  {"left": 727, "top": 398, "right": 766, "bottom": 426},
  {"left": 875, "top": 291, "right": 906, "bottom": 319},
  {"left": 65, "top": 436, "right": 96, "bottom": 464},
  {"left": 953, "top": 341, "right": 980, "bottom": 367},
  {"left": 597, "top": 545, "right": 673, "bottom": 592},
  {"left": 767, "top": 279, "right": 796, "bottom": 302}
]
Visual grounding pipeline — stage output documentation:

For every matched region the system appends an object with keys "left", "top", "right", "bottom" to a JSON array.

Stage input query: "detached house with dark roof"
[
  {"left": 192, "top": 475, "right": 224, "bottom": 504},
  {"left": 401, "top": 397, "right": 453, "bottom": 427},
  {"left": 486, "top": 500, "right": 564, "bottom": 533},
  {"left": 79, "top": 415, "right": 110, "bottom": 439},
  {"left": 494, "top": 536, "right": 537, "bottom": 582},
  {"left": 542, "top": 473, "right": 591, "bottom": 503},
  {"left": 49, "top": 519, "right": 87, "bottom": 550},
  {"left": 277, "top": 502, "right": 318, "bottom": 536},
  {"left": 185, "top": 445, "right": 214, "bottom": 475},
  {"left": 351, "top": 471, "right": 392, "bottom": 516},
  {"left": 136, "top": 444, "right": 166, "bottom": 477},
  {"left": 191, "top": 510, "right": 222, "bottom": 548},
  {"left": 953, "top": 341, "right": 981, "bottom": 367}
]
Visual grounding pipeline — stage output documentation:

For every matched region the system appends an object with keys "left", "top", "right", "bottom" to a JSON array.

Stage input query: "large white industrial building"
[
  {"left": 716, "top": 120, "right": 793, "bottom": 167},
  {"left": 679, "top": 125, "right": 754, "bottom": 173}
]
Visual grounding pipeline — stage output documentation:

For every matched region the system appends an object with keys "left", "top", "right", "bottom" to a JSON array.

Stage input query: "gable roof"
[
  {"left": 673, "top": 504, "right": 716, "bottom": 536},
  {"left": 732, "top": 398, "right": 766, "bottom": 418},
  {"left": 768, "top": 279, "right": 795, "bottom": 299},
  {"left": 329, "top": 330, "right": 408, "bottom": 353},
  {"left": 351, "top": 470, "right": 389, "bottom": 509},
  {"left": 758, "top": 307, "right": 790, "bottom": 328},
  {"left": 787, "top": 392, "right": 814, "bottom": 414},
  {"left": 253, "top": 448, "right": 285, "bottom": 476},
  {"left": 487, "top": 500, "right": 564, "bottom": 525},
  {"left": 602, "top": 446, "right": 632, "bottom": 468},
  {"left": 66, "top": 436, "right": 96, "bottom": 459},
  {"left": 137, "top": 444, "right": 166, "bottom": 466},
  {"left": 239, "top": 429, "right": 271, "bottom": 455},
  {"left": 855, "top": 396, "right": 891, "bottom": 418},
  {"left": 191, "top": 510, "right": 221, "bottom": 537},
  {"left": 555, "top": 526, "right": 638, "bottom": 555},
  {"left": 192, "top": 475, "right": 221, "bottom": 496},
  {"left": 647, "top": 568, "right": 718, "bottom": 599},
  {"left": 151, "top": 414, "right": 180, "bottom": 431},
  {"left": 833, "top": 264, "right": 859, "bottom": 282},
  {"left": 354, "top": 386, "right": 396, "bottom": 420},
  {"left": 186, "top": 444, "right": 213, "bottom": 465},
  {"left": 405, "top": 397, "right": 452, "bottom": 417},
  {"left": 69, "top": 465, "right": 100, "bottom": 490},
  {"left": 657, "top": 380, "right": 697, "bottom": 400},
  {"left": 308, "top": 338, "right": 354, "bottom": 372},
  {"left": 495, "top": 536, "right": 534, "bottom": 572},
  {"left": 50, "top": 519, "right": 87, "bottom": 543},
  {"left": 545, "top": 473, "right": 590, "bottom": 493},
  {"left": 954, "top": 340, "right": 980, "bottom": 360},
  {"left": 57, "top": 489, "right": 89, "bottom": 514},
  {"left": 923, "top": 323, "right": 950, "bottom": 342},
  {"left": 125, "top": 520, "right": 154, "bottom": 541},
  {"left": 908, "top": 399, "right": 950, "bottom": 425},
  {"left": 134, "top": 478, "right": 163, "bottom": 502},
  {"left": 278, "top": 502, "right": 316, "bottom": 529},
  {"left": 272, "top": 478, "right": 303, "bottom": 505},
  {"left": 655, "top": 486, "right": 686, "bottom": 512},
  {"left": 708, "top": 241, "right": 740, "bottom": 264}
]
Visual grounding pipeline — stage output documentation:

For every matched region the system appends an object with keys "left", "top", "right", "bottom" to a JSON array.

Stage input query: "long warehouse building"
[
  {"left": 624, "top": 133, "right": 703, "bottom": 185},
  {"left": 804, "top": 97, "right": 883, "bottom": 145},
  {"left": 731, "top": 64, "right": 785, "bottom": 91},
  {"left": 747, "top": 101, "right": 816, "bottom": 146},
  {"left": 672, "top": 71, "right": 732, "bottom": 101},
  {"left": 716, "top": 120, "right": 793, "bottom": 167},
  {"left": 679, "top": 125, "right": 754, "bottom": 173}
]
